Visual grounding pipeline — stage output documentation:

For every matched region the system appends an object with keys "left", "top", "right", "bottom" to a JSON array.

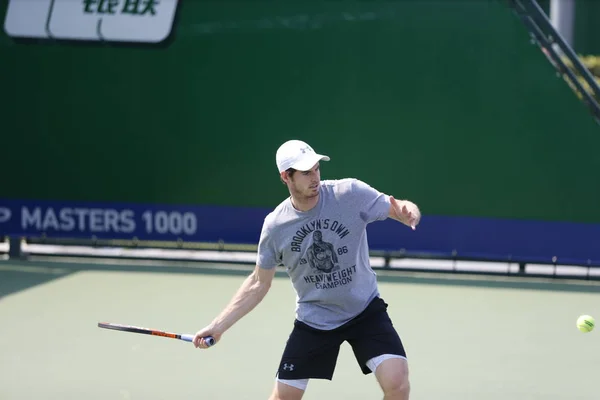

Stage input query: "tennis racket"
[{"left": 97, "top": 322, "right": 216, "bottom": 347}]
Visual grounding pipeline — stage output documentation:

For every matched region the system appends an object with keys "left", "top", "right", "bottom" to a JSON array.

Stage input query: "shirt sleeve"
[
  {"left": 351, "top": 179, "right": 391, "bottom": 224},
  {"left": 256, "top": 215, "right": 282, "bottom": 269}
]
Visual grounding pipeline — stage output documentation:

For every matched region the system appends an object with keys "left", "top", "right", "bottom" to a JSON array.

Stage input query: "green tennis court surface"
[{"left": 1, "top": 259, "right": 600, "bottom": 399}]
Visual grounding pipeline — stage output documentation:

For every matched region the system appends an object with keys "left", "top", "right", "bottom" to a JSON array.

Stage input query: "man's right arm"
[{"left": 192, "top": 264, "right": 276, "bottom": 348}]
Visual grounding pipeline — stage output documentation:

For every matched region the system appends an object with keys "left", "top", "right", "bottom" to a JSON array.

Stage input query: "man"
[{"left": 193, "top": 140, "right": 421, "bottom": 400}]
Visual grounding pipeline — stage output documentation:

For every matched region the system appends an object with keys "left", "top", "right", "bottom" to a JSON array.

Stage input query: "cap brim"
[{"left": 291, "top": 154, "right": 330, "bottom": 171}]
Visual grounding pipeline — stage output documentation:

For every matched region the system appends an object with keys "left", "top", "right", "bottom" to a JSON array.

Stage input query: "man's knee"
[
  {"left": 269, "top": 379, "right": 307, "bottom": 400},
  {"left": 383, "top": 377, "right": 410, "bottom": 398},
  {"left": 373, "top": 357, "right": 410, "bottom": 398}
]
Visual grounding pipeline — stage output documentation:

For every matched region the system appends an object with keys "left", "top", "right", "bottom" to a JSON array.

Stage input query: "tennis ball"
[{"left": 576, "top": 315, "right": 595, "bottom": 333}]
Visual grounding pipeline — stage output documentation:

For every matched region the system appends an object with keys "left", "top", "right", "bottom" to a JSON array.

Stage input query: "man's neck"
[{"left": 290, "top": 193, "right": 319, "bottom": 212}]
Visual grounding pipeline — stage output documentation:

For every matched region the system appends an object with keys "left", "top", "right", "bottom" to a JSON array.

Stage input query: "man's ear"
[{"left": 280, "top": 171, "right": 289, "bottom": 184}]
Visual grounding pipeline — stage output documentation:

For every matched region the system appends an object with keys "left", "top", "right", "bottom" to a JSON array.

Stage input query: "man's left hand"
[{"left": 390, "top": 196, "right": 421, "bottom": 230}]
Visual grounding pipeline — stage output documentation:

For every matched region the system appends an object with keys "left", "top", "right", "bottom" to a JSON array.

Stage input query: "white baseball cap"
[{"left": 276, "top": 140, "right": 330, "bottom": 173}]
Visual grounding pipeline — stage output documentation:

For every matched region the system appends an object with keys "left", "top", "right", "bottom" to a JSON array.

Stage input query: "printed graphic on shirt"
[
  {"left": 289, "top": 218, "right": 355, "bottom": 290},
  {"left": 303, "top": 264, "right": 357, "bottom": 290},
  {"left": 306, "top": 230, "right": 338, "bottom": 273},
  {"left": 290, "top": 218, "right": 349, "bottom": 252}
]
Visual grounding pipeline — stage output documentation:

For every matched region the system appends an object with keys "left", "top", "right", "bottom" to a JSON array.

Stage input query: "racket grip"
[{"left": 181, "top": 334, "right": 216, "bottom": 347}]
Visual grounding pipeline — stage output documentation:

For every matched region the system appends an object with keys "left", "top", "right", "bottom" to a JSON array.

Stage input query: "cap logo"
[{"left": 299, "top": 145, "right": 312, "bottom": 154}]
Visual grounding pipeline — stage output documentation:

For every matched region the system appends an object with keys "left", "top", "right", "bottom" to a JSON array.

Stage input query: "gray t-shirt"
[{"left": 257, "top": 178, "right": 391, "bottom": 330}]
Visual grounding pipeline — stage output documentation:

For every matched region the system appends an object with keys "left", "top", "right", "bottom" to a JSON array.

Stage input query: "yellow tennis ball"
[{"left": 576, "top": 315, "right": 595, "bottom": 333}]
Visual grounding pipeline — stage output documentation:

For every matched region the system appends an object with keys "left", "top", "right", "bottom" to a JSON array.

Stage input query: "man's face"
[{"left": 282, "top": 163, "right": 321, "bottom": 199}]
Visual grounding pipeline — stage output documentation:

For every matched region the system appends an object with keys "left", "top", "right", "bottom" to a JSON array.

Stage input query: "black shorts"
[{"left": 276, "top": 296, "right": 406, "bottom": 380}]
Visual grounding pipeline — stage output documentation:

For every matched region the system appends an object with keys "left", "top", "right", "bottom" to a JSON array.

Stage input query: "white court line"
[
  {"left": 22, "top": 243, "right": 258, "bottom": 263},
  {"left": 22, "top": 243, "right": 389, "bottom": 268},
  {"left": 389, "top": 258, "right": 520, "bottom": 274},
  {"left": 20, "top": 243, "right": 511, "bottom": 273},
  {"left": 526, "top": 264, "right": 600, "bottom": 277},
  {"left": 15, "top": 243, "right": 600, "bottom": 277}
]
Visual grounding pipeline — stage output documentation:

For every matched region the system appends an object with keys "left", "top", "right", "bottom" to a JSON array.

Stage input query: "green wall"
[
  {"left": 1, "top": 0, "right": 599, "bottom": 223},
  {"left": 574, "top": 0, "right": 600, "bottom": 55}
]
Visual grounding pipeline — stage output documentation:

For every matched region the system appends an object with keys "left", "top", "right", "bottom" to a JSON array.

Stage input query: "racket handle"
[{"left": 180, "top": 334, "right": 216, "bottom": 347}]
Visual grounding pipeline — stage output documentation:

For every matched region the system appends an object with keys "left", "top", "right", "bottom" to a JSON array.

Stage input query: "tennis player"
[{"left": 193, "top": 140, "right": 421, "bottom": 400}]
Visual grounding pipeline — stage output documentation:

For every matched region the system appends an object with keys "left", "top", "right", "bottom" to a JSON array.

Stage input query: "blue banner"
[
  {"left": 0, "top": 199, "right": 269, "bottom": 244},
  {"left": 1, "top": 199, "right": 599, "bottom": 266}
]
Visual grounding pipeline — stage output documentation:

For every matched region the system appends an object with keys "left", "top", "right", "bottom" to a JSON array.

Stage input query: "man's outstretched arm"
[{"left": 192, "top": 264, "right": 276, "bottom": 348}]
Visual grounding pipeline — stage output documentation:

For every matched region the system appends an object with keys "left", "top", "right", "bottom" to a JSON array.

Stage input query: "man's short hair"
[{"left": 281, "top": 168, "right": 297, "bottom": 184}]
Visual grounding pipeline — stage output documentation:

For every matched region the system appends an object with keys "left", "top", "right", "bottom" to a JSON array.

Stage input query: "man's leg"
[
  {"left": 370, "top": 356, "right": 410, "bottom": 400},
  {"left": 268, "top": 378, "right": 308, "bottom": 400},
  {"left": 345, "top": 297, "right": 410, "bottom": 399},
  {"left": 271, "top": 320, "right": 342, "bottom": 400}
]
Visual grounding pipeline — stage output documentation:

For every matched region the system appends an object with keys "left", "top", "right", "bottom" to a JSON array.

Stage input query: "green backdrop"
[{"left": 2, "top": 0, "right": 599, "bottom": 223}]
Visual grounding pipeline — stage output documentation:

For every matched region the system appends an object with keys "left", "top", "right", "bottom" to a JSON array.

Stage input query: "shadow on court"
[
  {"left": 2, "top": 257, "right": 600, "bottom": 298},
  {"left": 0, "top": 263, "right": 74, "bottom": 299}
]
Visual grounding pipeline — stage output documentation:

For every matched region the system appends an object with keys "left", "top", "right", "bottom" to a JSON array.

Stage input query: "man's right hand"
[
  {"left": 191, "top": 265, "right": 275, "bottom": 349},
  {"left": 192, "top": 325, "right": 222, "bottom": 349}
]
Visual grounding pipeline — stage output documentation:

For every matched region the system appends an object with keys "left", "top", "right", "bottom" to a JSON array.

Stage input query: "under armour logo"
[
  {"left": 282, "top": 363, "right": 295, "bottom": 371},
  {"left": 299, "top": 146, "right": 312, "bottom": 154}
]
